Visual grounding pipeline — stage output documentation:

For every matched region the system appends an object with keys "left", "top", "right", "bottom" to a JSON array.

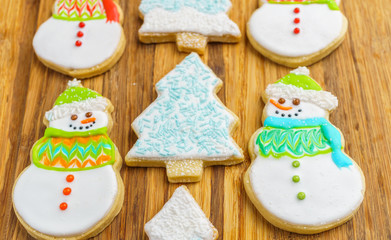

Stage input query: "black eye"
[
  {"left": 278, "top": 98, "right": 286, "bottom": 104},
  {"left": 71, "top": 114, "right": 78, "bottom": 120},
  {"left": 85, "top": 112, "right": 92, "bottom": 117},
  {"left": 292, "top": 98, "right": 300, "bottom": 105}
]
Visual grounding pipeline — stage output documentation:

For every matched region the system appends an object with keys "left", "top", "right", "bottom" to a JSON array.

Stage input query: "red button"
[
  {"left": 294, "top": 28, "right": 300, "bottom": 34},
  {"left": 66, "top": 174, "right": 74, "bottom": 182},
  {"left": 79, "top": 22, "right": 85, "bottom": 28},
  {"left": 77, "top": 31, "right": 84, "bottom": 37},
  {"left": 60, "top": 202, "right": 68, "bottom": 210},
  {"left": 75, "top": 40, "right": 82, "bottom": 47},
  {"left": 294, "top": 8, "right": 300, "bottom": 14},
  {"left": 63, "top": 187, "right": 72, "bottom": 195},
  {"left": 294, "top": 18, "right": 300, "bottom": 24}
]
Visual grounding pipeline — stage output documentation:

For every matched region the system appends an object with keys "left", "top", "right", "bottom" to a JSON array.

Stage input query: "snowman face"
[
  {"left": 265, "top": 97, "right": 328, "bottom": 119},
  {"left": 49, "top": 111, "right": 109, "bottom": 132}
]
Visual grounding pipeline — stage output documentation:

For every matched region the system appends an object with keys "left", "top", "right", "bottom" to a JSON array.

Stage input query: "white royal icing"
[
  {"left": 127, "top": 53, "right": 243, "bottom": 161},
  {"left": 265, "top": 98, "right": 328, "bottom": 120},
  {"left": 249, "top": 152, "right": 364, "bottom": 226},
  {"left": 144, "top": 186, "right": 216, "bottom": 240},
  {"left": 248, "top": 3, "right": 344, "bottom": 57},
  {"left": 265, "top": 83, "right": 338, "bottom": 111},
  {"left": 33, "top": 18, "right": 122, "bottom": 69},
  {"left": 13, "top": 165, "right": 118, "bottom": 236},
  {"left": 45, "top": 97, "right": 108, "bottom": 121},
  {"left": 290, "top": 66, "right": 310, "bottom": 76},
  {"left": 139, "top": 7, "right": 241, "bottom": 37},
  {"left": 68, "top": 78, "right": 82, "bottom": 87},
  {"left": 49, "top": 110, "right": 108, "bottom": 132}
]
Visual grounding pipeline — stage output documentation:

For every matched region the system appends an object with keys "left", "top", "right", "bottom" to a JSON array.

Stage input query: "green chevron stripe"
[
  {"left": 32, "top": 134, "right": 116, "bottom": 170},
  {"left": 256, "top": 126, "right": 332, "bottom": 159}
]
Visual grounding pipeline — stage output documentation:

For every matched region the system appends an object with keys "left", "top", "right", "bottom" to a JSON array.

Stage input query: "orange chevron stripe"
[
  {"left": 51, "top": 138, "right": 63, "bottom": 145},
  {"left": 96, "top": 155, "right": 111, "bottom": 165},
  {"left": 39, "top": 154, "right": 112, "bottom": 169}
]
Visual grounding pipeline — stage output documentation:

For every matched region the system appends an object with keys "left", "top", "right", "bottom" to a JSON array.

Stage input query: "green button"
[
  {"left": 292, "top": 161, "right": 300, "bottom": 168},
  {"left": 297, "top": 192, "right": 306, "bottom": 200},
  {"left": 292, "top": 175, "right": 300, "bottom": 183}
]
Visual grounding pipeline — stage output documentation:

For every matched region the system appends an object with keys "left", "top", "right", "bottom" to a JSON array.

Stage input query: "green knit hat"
[
  {"left": 265, "top": 67, "right": 338, "bottom": 110},
  {"left": 45, "top": 79, "right": 108, "bottom": 121}
]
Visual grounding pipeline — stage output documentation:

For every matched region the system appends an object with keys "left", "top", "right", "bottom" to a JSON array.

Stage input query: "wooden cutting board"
[{"left": 1, "top": 0, "right": 390, "bottom": 239}]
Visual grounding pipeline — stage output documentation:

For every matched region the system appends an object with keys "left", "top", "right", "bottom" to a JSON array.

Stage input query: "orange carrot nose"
[
  {"left": 81, "top": 117, "right": 96, "bottom": 124},
  {"left": 270, "top": 99, "right": 293, "bottom": 111}
]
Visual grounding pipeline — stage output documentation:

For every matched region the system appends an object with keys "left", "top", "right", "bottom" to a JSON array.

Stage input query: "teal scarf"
[{"left": 260, "top": 117, "right": 352, "bottom": 168}]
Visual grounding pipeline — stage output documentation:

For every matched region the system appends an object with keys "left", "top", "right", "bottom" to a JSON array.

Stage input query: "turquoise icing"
[
  {"left": 139, "top": 0, "right": 232, "bottom": 15},
  {"left": 263, "top": 117, "right": 352, "bottom": 168},
  {"left": 130, "top": 53, "right": 241, "bottom": 158}
]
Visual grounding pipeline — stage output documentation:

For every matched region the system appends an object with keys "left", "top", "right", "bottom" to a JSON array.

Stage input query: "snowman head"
[
  {"left": 45, "top": 79, "right": 112, "bottom": 132},
  {"left": 264, "top": 67, "right": 338, "bottom": 120}
]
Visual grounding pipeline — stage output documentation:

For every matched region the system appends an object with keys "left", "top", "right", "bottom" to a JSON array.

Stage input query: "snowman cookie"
[
  {"left": 33, "top": 0, "right": 126, "bottom": 78},
  {"left": 126, "top": 53, "right": 244, "bottom": 182},
  {"left": 247, "top": 0, "right": 347, "bottom": 67},
  {"left": 12, "top": 79, "right": 124, "bottom": 240},
  {"left": 244, "top": 67, "right": 365, "bottom": 234},
  {"left": 138, "top": 0, "right": 241, "bottom": 54}
]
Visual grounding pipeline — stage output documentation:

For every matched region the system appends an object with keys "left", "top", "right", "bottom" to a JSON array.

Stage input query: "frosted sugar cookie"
[
  {"left": 33, "top": 0, "right": 126, "bottom": 78},
  {"left": 138, "top": 0, "right": 241, "bottom": 54},
  {"left": 145, "top": 186, "right": 218, "bottom": 240},
  {"left": 244, "top": 67, "right": 365, "bottom": 234},
  {"left": 126, "top": 53, "right": 244, "bottom": 182},
  {"left": 13, "top": 79, "right": 124, "bottom": 240},
  {"left": 247, "top": 0, "right": 347, "bottom": 67}
]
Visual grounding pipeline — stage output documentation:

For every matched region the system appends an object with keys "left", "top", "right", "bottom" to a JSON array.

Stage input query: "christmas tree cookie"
[
  {"left": 244, "top": 67, "right": 365, "bottom": 234},
  {"left": 247, "top": 0, "right": 348, "bottom": 67},
  {"left": 138, "top": 0, "right": 241, "bottom": 54},
  {"left": 33, "top": 0, "right": 126, "bottom": 78},
  {"left": 145, "top": 186, "right": 218, "bottom": 240},
  {"left": 126, "top": 53, "right": 244, "bottom": 182},
  {"left": 13, "top": 79, "right": 124, "bottom": 240}
]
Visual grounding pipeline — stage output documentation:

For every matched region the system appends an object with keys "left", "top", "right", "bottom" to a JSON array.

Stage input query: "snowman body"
[
  {"left": 248, "top": 1, "right": 345, "bottom": 57},
  {"left": 245, "top": 70, "right": 365, "bottom": 232},
  {"left": 13, "top": 165, "right": 118, "bottom": 236},
  {"left": 33, "top": 0, "right": 123, "bottom": 70},
  {"left": 13, "top": 84, "right": 123, "bottom": 239},
  {"left": 249, "top": 149, "right": 364, "bottom": 225}
]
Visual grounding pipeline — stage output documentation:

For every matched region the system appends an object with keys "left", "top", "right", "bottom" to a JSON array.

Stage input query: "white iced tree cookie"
[
  {"left": 126, "top": 53, "right": 244, "bottom": 182},
  {"left": 144, "top": 186, "right": 218, "bottom": 240},
  {"left": 138, "top": 0, "right": 241, "bottom": 54},
  {"left": 33, "top": 0, "right": 126, "bottom": 78},
  {"left": 247, "top": 0, "right": 348, "bottom": 67},
  {"left": 244, "top": 67, "right": 365, "bottom": 234},
  {"left": 12, "top": 79, "right": 124, "bottom": 240}
]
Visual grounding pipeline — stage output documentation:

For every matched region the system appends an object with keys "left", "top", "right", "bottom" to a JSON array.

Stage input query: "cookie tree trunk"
[
  {"left": 176, "top": 33, "right": 207, "bottom": 54},
  {"left": 166, "top": 159, "right": 204, "bottom": 183}
]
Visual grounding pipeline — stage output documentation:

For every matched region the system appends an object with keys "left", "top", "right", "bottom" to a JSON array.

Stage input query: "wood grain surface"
[{"left": 1, "top": 0, "right": 391, "bottom": 239}]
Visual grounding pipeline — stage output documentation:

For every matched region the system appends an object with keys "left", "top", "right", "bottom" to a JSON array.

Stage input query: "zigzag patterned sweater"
[{"left": 32, "top": 127, "right": 115, "bottom": 171}]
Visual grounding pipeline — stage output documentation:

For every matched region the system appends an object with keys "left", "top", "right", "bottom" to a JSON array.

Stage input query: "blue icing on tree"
[
  {"left": 129, "top": 53, "right": 242, "bottom": 159},
  {"left": 139, "top": 0, "right": 232, "bottom": 15}
]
